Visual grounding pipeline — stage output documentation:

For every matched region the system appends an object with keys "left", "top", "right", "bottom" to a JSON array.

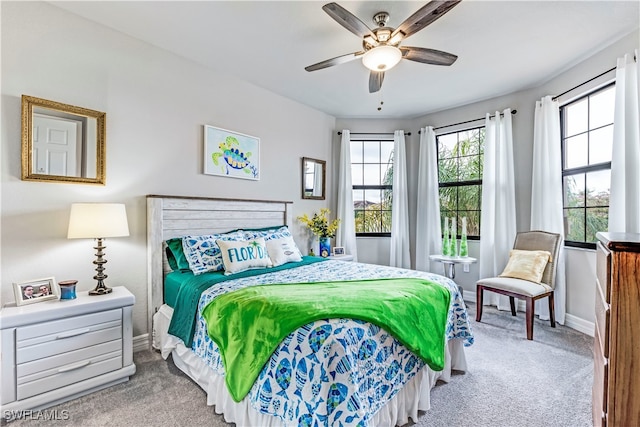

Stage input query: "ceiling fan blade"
[
  {"left": 391, "top": 0, "right": 462, "bottom": 41},
  {"left": 400, "top": 46, "right": 458, "bottom": 66},
  {"left": 305, "top": 51, "right": 365, "bottom": 72},
  {"left": 369, "top": 71, "right": 385, "bottom": 93},
  {"left": 322, "top": 2, "right": 377, "bottom": 40}
]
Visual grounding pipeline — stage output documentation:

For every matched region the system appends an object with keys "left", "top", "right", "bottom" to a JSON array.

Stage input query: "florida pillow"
[
  {"left": 217, "top": 238, "right": 272, "bottom": 275},
  {"left": 182, "top": 230, "right": 245, "bottom": 275},
  {"left": 266, "top": 235, "right": 303, "bottom": 267},
  {"left": 499, "top": 249, "right": 552, "bottom": 283}
]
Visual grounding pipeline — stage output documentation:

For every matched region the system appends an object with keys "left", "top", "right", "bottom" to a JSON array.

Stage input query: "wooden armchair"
[{"left": 476, "top": 230, "right": 562, "bottom": 340}]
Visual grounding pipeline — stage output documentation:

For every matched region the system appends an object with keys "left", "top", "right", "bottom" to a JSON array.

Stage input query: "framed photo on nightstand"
[
  {"left": 332, "top": 246, "right": 345, "bottom": 256},
  {"left": 13, "top": 277, "right": 59, "bottom": 306}
]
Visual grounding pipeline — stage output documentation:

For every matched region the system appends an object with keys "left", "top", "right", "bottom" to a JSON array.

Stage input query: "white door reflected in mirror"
[{"left": 21, "top": 95, "right": 105, "bottom": 185}]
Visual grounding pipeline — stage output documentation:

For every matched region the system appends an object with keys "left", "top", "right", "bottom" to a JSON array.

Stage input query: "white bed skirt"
[{"left": 153, "top": 304, "right": 467, "bottom": 427}]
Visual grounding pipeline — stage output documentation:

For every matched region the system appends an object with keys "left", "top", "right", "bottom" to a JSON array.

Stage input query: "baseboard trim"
[
  {"left": 133, "top": 333, "right": 150, "bottom": 352},
  {"left": 564, "top": 314, "right": 594, "bottom": 337},
  {"left": 462, "top": 289, "right": 476, "bottom": 304},
  {"left": 462, "top": 290, "right": 595, "bottom": 337}
]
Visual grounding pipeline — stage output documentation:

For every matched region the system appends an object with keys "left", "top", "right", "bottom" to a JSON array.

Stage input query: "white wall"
[
  {"left": 3, "top": 1, "right": 636, "bottom": 338},
  {"left": 336, "top": 30, "right": 639, "bottom": 331},
  {"left": 1, "top": 2, "right": 335, "bottom": 338}
]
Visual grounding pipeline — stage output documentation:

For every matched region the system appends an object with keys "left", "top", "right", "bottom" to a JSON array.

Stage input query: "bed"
[{"left": 147, "top": 195, "right": 473, "bottom": 426}]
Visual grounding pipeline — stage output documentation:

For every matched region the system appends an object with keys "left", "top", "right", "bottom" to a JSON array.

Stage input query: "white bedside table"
[
  {"left": 0, "top": 286, "right": 136, "bottom": 415},
  {"left": 328, "top": 254, "right": 354, "bottom": 261}
]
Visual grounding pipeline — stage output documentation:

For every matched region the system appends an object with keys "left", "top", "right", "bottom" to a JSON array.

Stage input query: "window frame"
[
  {"left": 350, "top": 138, "right": 394, "bottom": 237},
  {"left": 436, "top": 126, "right": 485, "bottom": 240},
  {"left": 560, "top": 82, "right": 615, "bottom": 250}
]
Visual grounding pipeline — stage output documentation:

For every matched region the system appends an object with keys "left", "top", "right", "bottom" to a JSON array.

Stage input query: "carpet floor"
[{"left": 4, "top": 303, "right": 594, "bottom": 427}]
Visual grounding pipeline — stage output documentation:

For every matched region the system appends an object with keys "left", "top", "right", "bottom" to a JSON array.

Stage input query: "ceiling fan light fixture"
[{"left": 362, "top": 45, "right": 402, "bottom": 71}]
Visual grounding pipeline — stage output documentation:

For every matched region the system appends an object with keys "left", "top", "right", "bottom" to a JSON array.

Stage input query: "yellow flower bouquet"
[{"left": 297, "top": 208, "right": 340, "bottom": 238}]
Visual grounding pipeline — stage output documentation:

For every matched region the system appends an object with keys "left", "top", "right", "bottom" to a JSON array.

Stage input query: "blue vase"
[
  {"left": 59, "top": 280, "right": 77, "bottom": 300},
  {"left": 319, "top": 237, "right": 331, "bottom": 258}
]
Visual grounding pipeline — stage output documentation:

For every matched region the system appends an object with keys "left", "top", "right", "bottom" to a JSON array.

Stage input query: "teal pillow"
[{"left": 165, "top": 238, "right": 191, "bottom": 272}]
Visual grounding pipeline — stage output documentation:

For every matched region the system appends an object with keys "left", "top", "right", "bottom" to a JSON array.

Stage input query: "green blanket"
[
  {"left": 201, "top": 277, "right": 451, "bottom": 402},
  {"left": 167, "top": 256, "right": 327, "bottom": 346}
]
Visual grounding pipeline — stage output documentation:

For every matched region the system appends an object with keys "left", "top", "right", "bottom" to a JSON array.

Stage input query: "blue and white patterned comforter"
[{"left": 191, "top": 260, "right": 473, "bottom": 426}]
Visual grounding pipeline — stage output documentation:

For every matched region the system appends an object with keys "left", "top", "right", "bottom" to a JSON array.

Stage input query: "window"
[
  {"left": 436, "top": 127, "right": 485, "bottom": 238},
  {"left": 561, "top": 84, "right": 615, "bottom": 248},
  {"left": 351, "top": 139, "right": 393, "bottom": 236}
]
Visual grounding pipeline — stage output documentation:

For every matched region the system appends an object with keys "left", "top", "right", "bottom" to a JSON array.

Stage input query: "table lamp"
[{"left": 67, "top": 203, "right": 129, "bottom": 295}]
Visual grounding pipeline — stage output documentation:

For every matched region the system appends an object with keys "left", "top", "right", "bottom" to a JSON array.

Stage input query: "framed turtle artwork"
[{"left": 204, "top": 125, "right": 260, "bottom": 180}]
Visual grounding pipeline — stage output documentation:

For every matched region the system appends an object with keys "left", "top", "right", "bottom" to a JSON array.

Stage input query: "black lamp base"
[
  {"left": 89, "top": 238, "right": 112, "bottom": 296},
  {"left": 89, "top": 283, "right": 112, "bottom": 296}
]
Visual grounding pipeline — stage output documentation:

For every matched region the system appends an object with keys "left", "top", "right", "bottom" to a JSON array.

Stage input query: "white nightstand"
[
  {"left": 328, "top": 254, "right": 354, "bottom": 261},
  {"left": 0, "top": 286, "right": 136, "bottom": 415}
]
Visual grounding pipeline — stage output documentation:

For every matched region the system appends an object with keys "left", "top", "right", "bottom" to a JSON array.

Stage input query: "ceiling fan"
[{"left": 305, "top": 1, "right": 461, "bottom": 93}]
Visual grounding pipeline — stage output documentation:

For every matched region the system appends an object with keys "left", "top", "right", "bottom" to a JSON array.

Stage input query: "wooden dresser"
[{"left": 594, "top": 232, "right": 640, "bottom": 426}]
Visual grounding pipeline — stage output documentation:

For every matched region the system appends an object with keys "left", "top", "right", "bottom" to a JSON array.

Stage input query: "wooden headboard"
[{"left": 146, "top": 195, "right": 293, "bottom": 339}]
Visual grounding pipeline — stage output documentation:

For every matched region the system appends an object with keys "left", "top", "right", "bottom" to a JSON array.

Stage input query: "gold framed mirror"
[
  {"left": 302, "top": 157, "right": 326, "bottom": 200},
  {"left": 21, "top": 95, "right": 106, "bottom": 185}
]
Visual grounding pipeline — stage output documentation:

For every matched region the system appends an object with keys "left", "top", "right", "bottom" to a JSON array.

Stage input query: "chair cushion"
[
  {"left": 499, "top": 249, "right": 551, "bottom": 283},
  {"left": 477, "top": 277, "right": 552, "bottom": 297}
]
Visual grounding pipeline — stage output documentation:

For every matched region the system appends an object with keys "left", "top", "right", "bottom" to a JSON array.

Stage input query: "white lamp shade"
[
  {"left": 67, "top": 203, "right": 130, "bottom": 239},
  {"left": 362, "top": 46, "right": 402, "bottom": 71}
]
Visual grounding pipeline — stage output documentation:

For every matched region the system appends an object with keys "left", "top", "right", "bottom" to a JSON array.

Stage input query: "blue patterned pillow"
[
  {"left": 242, "top": 225, "right": 292, "bottom": 241},
  {"left": 182, "top": 230, "right": 245, "bottom": 275}
]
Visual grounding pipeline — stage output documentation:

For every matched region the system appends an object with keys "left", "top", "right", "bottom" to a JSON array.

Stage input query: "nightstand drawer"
[
  {"left": 17, "top": 351, "right": 123, "bottom": 400},
  {"left": 17, "top": 340, "right": 122, "bottom": 378},
  {"left": 16, "top": 309, "right": 122, "bottom": 364}
]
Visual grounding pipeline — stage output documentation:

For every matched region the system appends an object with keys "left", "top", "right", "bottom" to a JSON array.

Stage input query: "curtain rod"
[
  {"left": 422, "top": 109, "right": 517, "bottom": 133},
  {"left": 552, "top": 66, "right": 616, "bottom": 101},
  {"left": 337, "top": 131, "right": 411, "bottom": 136}
]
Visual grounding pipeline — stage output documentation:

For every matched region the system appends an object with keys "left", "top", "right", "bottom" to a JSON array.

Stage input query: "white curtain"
[
  {"left": 390, "top": 130, "right": 410, "bottom": 268},
  {"left": 609, "top": 50, "right": 640, "bottom": 233},
  {"left": 337, "top": 130, "right": 358, "bottom": 261},
  {"left": 415, "top": 126, "right": 442, "bottom": 272},
  {"left": 479, "top": 109, "right": 516, "bottom": 310},
  {"left": 531, "top": 96, "right": 566, "bottom": 324}
]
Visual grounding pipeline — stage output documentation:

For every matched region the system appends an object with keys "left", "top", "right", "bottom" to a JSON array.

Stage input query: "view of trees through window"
[
  {"left": 561, "top": 84, "right": 614, "bottom": 247},
  {"left": 351, "top": 139, "right": 393, "bottom": 235},
  {"left": 437, "top": 127, "right": 485, "bottom": 237},
  {"left": 348, "top": 87, "right": 613, "bottom": 244}
]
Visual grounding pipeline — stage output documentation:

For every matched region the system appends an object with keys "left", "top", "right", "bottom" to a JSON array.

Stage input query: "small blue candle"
[{"left": 59, "top": 280, "right": 78, "bottom": 300}]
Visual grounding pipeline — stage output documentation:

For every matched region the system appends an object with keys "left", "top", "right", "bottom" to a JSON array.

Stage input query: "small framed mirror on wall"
[
  {"left": 21, "top": 95, "right": 106, "bottom": 185},
  {"left": 302, "top": 157, "right": 326, "bottom": 200}
]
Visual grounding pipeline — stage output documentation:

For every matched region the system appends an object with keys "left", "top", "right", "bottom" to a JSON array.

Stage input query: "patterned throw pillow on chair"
[{"left": 499, "top": 249, "right": 551, "bottom": 283}]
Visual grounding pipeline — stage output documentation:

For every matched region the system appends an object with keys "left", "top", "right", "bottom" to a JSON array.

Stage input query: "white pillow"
[
  {"left": 266, "top": 235, "right": 303, "bottom": 267},
  {"left": 217, "top": 238, "right": 272, "bottom": 275}
]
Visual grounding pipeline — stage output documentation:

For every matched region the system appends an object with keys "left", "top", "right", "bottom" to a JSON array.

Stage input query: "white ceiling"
[{"left": 49, "top": 1, "right": 639, "bottom": 119}]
